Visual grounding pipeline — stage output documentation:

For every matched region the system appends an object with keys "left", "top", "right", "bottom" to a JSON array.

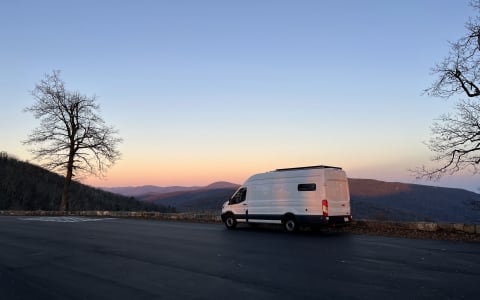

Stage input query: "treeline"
[{"left": 0, "top": 152, "right": 175, "bottom": 212}]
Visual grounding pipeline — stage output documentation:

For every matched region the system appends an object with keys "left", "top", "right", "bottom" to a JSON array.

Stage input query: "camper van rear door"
[{"left": 325, "top": 180, "right": 350, "bottom": 215}]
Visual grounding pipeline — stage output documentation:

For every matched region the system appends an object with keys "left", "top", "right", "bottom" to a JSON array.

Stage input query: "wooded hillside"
[{"left": 0, "top": 152, "right": 172, "bottom": 212}]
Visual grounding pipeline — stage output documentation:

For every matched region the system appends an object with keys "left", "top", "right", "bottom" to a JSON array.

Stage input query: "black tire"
[
  {"left": 283, "top": 216, "right": 298, "bottom": 233},
  {"left": 224, "top": 214, "right": 237, "bottom": 229}
]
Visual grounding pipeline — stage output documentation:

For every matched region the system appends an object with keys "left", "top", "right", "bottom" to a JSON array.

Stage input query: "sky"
[{"left": 1, "top": 0, "right": 479, "bottom": 192}]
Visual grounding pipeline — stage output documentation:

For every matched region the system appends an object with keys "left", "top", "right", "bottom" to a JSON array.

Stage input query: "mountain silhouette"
[{"left": 119, "top": 178, "right": 480, "bottom": 224}]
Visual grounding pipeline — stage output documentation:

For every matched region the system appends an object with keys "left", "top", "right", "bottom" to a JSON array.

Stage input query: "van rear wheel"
[
  {"left": 224, "top": 214, "right": 237, "bottom": 229},
  {"left": 283, "top": 216, "right": 298, "bottom": 232}
]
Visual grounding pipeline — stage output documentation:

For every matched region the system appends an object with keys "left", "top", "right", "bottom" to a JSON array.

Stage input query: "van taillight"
[{"left": 322, "top": 199, "right": 328, "bottom": 217}]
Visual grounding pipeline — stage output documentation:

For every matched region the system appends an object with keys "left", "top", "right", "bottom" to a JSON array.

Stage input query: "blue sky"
[{"left": 1, "top": 0, "right": 478, "bottom": 191}]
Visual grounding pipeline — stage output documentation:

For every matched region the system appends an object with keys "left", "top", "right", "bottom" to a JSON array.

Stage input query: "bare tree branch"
[{"left": 414, "top": 99, "right": 480, "bottom": 180}]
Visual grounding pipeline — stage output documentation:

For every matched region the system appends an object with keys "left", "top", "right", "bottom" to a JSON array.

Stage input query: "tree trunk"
[
  {"left": 60, "top": 149, "right": 75, "bottom": 211},
  {"left": 60, "top": 171, "right": 72, "bottom": 212}
]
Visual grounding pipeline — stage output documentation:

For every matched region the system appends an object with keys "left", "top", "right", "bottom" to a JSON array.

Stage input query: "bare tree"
[
  {"left": 23, "top": 71, "right": 122, "bottom": 211},
  {"left": 417, "top": 1, "right": 480, "bottom": 180},
  {"left": 416, "top": 99, "right": 480, "bottom": 180}
]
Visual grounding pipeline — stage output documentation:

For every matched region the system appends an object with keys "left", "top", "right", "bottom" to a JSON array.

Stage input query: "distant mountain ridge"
[
  {"left": 349, "top": 178, "right": 480, "bottom": 224},
  {"left": 204, "top": 181, "right": 240, "bottom": 190},
  {"left": 103, "top": 181, "right": 239, "bottom": 197},
  {"left": 103, "top": 185, "right": 200, "bottom": 197},
  {"left": 105, "top": 178, "right": 480, "bottom": 224}
]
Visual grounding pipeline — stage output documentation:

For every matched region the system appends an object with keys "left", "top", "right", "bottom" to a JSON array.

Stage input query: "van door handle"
[{"left": 242, "top": 203, "right": 247, "bottom": 206}]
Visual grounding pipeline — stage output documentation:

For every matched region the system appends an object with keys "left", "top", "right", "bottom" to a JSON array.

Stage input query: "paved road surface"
[{"left": 0, "top": 216, "right": 479, "bottom": 299}]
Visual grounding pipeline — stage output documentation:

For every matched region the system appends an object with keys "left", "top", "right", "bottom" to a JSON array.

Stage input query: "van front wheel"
[
  {"left": 283, "top": 216, "right": 298, "bottom": 232},
  {"left": 224, "top": 214, "right": 237, "bottom": 229}
]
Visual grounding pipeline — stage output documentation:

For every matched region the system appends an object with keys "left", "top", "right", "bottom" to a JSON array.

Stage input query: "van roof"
[{"left": 274, "top": 165, "right": 342, "bottom": 172}]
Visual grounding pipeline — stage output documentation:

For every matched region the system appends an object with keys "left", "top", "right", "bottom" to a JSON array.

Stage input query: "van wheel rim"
[
  {"left": 226, "top": 218, "right": 234, "bottom": 227},
  {"left": 285, "top": 220, "right": 295, "bottom": 231}
]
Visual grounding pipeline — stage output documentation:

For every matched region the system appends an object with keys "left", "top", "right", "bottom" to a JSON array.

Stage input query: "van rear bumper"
[{"left": 297, "top": 215, "right": 352, "bottom": 227}]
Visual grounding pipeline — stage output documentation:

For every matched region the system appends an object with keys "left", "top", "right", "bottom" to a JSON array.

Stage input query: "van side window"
[
  {"left": 229, "top": 188, "right": 247, "bottom": 204},
  {"left": 298, "top": 183, "right": 316, "bottom": 191}
]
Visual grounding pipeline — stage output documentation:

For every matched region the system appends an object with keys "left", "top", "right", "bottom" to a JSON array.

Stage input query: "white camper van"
[{"left": 221, "top": 165, "right": 352, "bottom": 232}]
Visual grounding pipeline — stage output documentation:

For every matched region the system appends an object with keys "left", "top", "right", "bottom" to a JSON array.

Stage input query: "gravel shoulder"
[{"left": 326, "top": 222, "right": 480, "bottom": 242}]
